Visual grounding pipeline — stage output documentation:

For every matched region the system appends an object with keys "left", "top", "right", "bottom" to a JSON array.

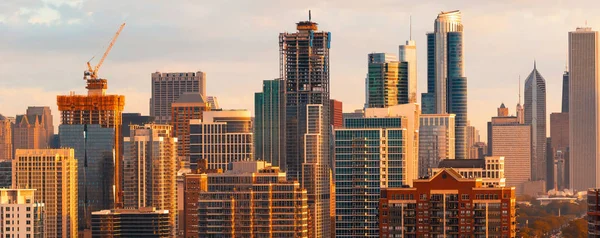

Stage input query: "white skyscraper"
[{"left": 399, "top": 20, "right": 417, "bottom": 104}]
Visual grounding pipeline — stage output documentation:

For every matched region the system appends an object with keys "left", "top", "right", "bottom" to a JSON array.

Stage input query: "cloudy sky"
[{"left": 1, "top": 0, "right": 597, "bottom": 140}]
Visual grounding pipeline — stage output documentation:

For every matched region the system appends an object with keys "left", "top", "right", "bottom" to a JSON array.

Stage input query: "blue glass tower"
[{"left": 254, "top": 79, "right": 285, "bottom": 168}]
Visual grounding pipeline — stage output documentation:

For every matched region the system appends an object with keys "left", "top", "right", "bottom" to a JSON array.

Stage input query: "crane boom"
[{"left": 85, "top": 23, "right": 126, "bottom": 80}]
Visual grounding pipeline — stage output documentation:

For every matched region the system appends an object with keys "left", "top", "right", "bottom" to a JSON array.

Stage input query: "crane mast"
[{"left": 84, "top": 23, "right": 126, "bottom": 81}]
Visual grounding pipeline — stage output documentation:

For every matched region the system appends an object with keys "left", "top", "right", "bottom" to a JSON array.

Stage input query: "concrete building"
[
  {"left": 379, "top": 169, "right": 516, "bottom": 238},
  {"left": 254, "top": 79, "right": 285, "bottom": 168},
  {"left": 334, "top": 114, "right": 411, "bottom": 237},
  {"left": 171, "top": 92, "right": 210, "bottom": 161},
  {"left": 550, "top": 112, "right": 569, "bottom": 190},
  {"left": 330, "top": 99, "right": 343, "bottom": 129},
  {"left": 59, "top": 124, "right": 115, "bottom": 231},
  {"left": 150, "top": 71, "right": 206, "bottom": 124},
  {"left": 13, "top": 149, "right": 78, "bottom": 238},
  {"left": 0, "top": 189, "right": 44, "bottom": 238},
  {"left": 280, "top": 17, "right": 332, "bottom": 237},
  {"left": 25, "top": 106, "right": 54, "bottom": 142},
  {"left": 422, "top": 10, "right": 468, "bottom": 160},
  {"left": 12, "top": 114, "right": 48, "bottom": 152},
  {"left": 524, "top": 63, "right": 547, "bottom": 183},
  {"left": 399, "top": 32, "right": 418, "bottom": 103},
  {"left": 91, "top": 208, "right": 171, "bottom": 237},
  {"left": 365, "top": 53, "right": 409, "bottom": 108},
  {"left": 179, "top": 172, "right": 207, "bottom": 237},
  {"left": 588, "top": 188, "right": 600, "bottom": 237},
  {"left": 123, "top": 124, "right": 177, "bottom": 234},
  {"left": 189, "top": 110, "right": 253, "bottom": 171},
  {"left": 569, "top": 27, "right": 600, "bottom": 191},
  {"left": 488, "top": 112, "right": 531, "bottom": 195},
  {"left": 433, "top": 156, "right": 506, "bottom": 187},
  {"left": 198, "top": 161, "right": 308, "bottom": 237},
  {"left": 419, "top": 114, "right": 455, "bottom": 177},
  {"left": 0, "top": 115, "right": 12, "bottom": 161}
]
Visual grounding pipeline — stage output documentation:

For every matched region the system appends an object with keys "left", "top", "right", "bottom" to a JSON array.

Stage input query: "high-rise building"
[
  {"left": 123, "top": 124, "right": 177, "bottom": 234},
  {"left": 91, "top": 208, "right": 171, "bottom": 237},
  {"left": 487, "top": 113, "right": 531, "bottom": 195},
  {"left": 12, "top": 114, "right": 48, "bottom": 152},
  {"left": 379, "top": 169, "right": 516, "bottom": 238},
  {"left": 59, "top": 124, "right": 115, "bottom": 231},
  {"left": 189, "top": 110, "right": 253, "bottom": 170},
  {"left": 399, "top": 31, "right": 418, "bottom": 103},
  {"left": 433, "top": 156, "right": 506, "bottom": 187},
  {"left": 198, "top": 161, "right": 309, "bottom": 237},
  {"left": 365, "top": 53, "right": 408, "bottom": 108},
  {"left": 330, "top": 99, "right": 343, "bottom": 128},
  {"left": 562, "top": 70, "right": 569, "bottom": 113},
  {"left": 254, "top": 79, "right": 285, "bottom": 168},
  {"left": 0, "top": 189, "right": 45, "bottom": 238},
  {"left": 181, "top": 173, "right": 207, "bottom": 237},
  {"left": 280, "top": 15, "right": 331, "bottom": 237},
  {"left": 524, "top": 63, "right": 547, "bottom": 183},
  {"left": 0, "top": 115, "right": 11, "bottom": 161},
  {"left": 150, "top": 71, "right": 206, "bottom": 124},
  {"left": 466, "top": 122, "right": 481, "bottom": 159},
  {"left": 171, "top": 92, "right": 210, "bottom": 160},
  {"left": 418, "top": 114, "right": 455, "bottom": 177},
  {"left": 25, "top": 106, "right": 54, "bottom": 141},
  {"left": 422, "top": 10, "right": 468, "bottom": 160},
  {"left": 569, "top": 27, "right": 600, "bottom": 191},
  {"left": 0, "top": 161, "right": 11, "bottom": 188},
  {"left": 57, "top": 76, "right": 125, "bottom": 207},
  {"left": 334, "top": 114, "right": 412, "bottom": 237},
  {"left": 13, "top": 148, "right": 78, "bottom": 238},
  {"left": 550, "top": 112, "right": 569, "bottom": 190},
  {"left": 120, "top": 113, "right": 154, "bottom": 165},
  {"left": 588, "top": 189, "right": 600, "bottom": 236},
  {"left": 497, "top": 103, "right": 508, "bottom": 117}
]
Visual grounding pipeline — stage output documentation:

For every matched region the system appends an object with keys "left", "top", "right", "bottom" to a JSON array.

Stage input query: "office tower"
[
  {"left": 121, "top": 113, "right": 154, "bottom": 138},
  {"left": 488, "top": 112, "right": 531, "bottom": 195},
  {"left": 280, "top": 16, "right": 331, "bottom": 237},
  {"left": 422, "top": 10, "right": 468, "bottom": 160},
  {"left": 206, "top": 96, "right": 220, "bottom": 110},
  {"left": 434, "top": 156, "right": 506, "bottom": 187},
  {"left": 26, "top": 106, "right": 54, "bottom": 141},
  {"left": 379, "top": 169, "right": 516, "bottom": 238},
  {"left": 334, "top": 114, "right": 411, "bottom": 237},
  {"left": 0, "top": 115, "right": 11, "bottom": 161},
  {"left": 588, "top": 189, "right": 600, "bottom": 236},
  {"left": 365, "top": 53, "right": 408, "bottom": 108},
  {"left": 516, "top": 90, "right": 525, "bottom": 124},
  {"left": 546, "top": 138, "right": 555, "bottom": 191},
  {"left": 12, "top": 114, "right": 48, "bottom": 151},
  {"left": 569, "top": 27, "right": 600, "bottom": 191},
  {"left": 0, "top": 161, "right": 11, "bottom": 188},
  {"left": 91, "top": 208, "right": 171, "bottom": 237},
  {"left": 123, "top": 124, "right": 177, "bottom": 233},
  {"left": 13, "top": 149, "right": 78, "bottom": 238},
  {"left": 150, "top": 71, "right": 206, "bottom": 124},
  {"left": 57, "top": 76, "right": 125, "bottom": 207},
  {"left": 562, "top": 70, "right": 569, "bottom": 113},
  {"left": 418, "top": 114, "right": 455, "bottom": 177},
  {"left": 59, "top": 124, "right": 115, "bottom": 231},
  {"left": 171, "top": 92, "right": 210, "bottom": 161},
  {"left": 198, "top": 161, "right": 308, "bottom": 237},
  {"left": 181, "top": 173, "right": 207, "bottom": 237},
  {"left": 330, "top": 99, "right": 343, "bottom": 128},
  {"left": 497, "top": 103, "right": 508, "bottom": 116},
  {"left": 524, "top": 63, "right": 547, "bottom": 183},
  {"left": 399, "top": 27, "right": 418, "bottom": 103},
  {"left": 0, "top": 189, "right": 44, "bottom": 237},
  {"left": 466, "top": 123, "right": 480, "bottom": 159},
  {"left": 189, "top": 110, "right": 253, "bottom": 170},
  {"left": 254, "top": 79, "right": 285, "bottom": 168},
  {"left": 550, "top": 112, "right": 569, "bottom": 190}
]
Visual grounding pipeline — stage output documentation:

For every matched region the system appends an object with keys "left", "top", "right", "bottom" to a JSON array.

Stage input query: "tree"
[{"left": 561, "top": 218, "right": 587, "bottom": 238}]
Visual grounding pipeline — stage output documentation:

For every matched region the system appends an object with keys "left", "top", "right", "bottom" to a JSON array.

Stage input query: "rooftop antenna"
[
  {"left": 519, "top": 75, "right": 522, "bottom": 105},
  {"left": 534, "top": 59, "right": 536, "bottom": 69},
  {"left": 410, "top": 15, "right": 412, "bottom": 40},
  {"left": 309, "top": 10, "right": 311, "bottom": 21}
]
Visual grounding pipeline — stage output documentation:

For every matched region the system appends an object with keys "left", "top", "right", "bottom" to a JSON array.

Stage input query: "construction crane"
[{"left": 84, "top": 23, "right": 126, "bottom": 80}]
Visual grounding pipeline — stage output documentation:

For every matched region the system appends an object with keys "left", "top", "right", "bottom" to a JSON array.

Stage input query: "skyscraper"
[
  {"left": 562, "top": 70, "right": 569, "bottom": 113},
  {"left": 399, "top": 26, "right": 418, "bottom": 103},
  {"left": 189, "top": 110, "right": 253, "bottom": 171},
  {"left": 150, "top": 71, "right": 206, "bottom": 124},
  {"left": 26, "top": 106, "right": 54, "bottom": 141},
  {"left": 422, "top": 10, "right": 468, "bottom": 159},
  {"left": 280, "top": 15, "right": 331, "bottom": 237},
  {"left": 254, "top": 79, "right": 285, "bottom": 168},
  {"left": 171, "top": 92, "right": 211, "bottom": 160},
  {"left": 123, "top": 124, "right": 177, "bottom": 234},
  {"left": 13, "top": 148, "right": 78, "bottom": 238},
  {"left": 0, "top": 115, "right": 11, "bottom": 161},
  {"left": 550, "top": 112, "right": 569, "bottom": 190},
  {"left": 330, "top": 99, "right": 343, "bottom": 128},
  {"left": 569, "top": 27, "right": 600, "bottom": 191},
  {"left": 365, "top": 53, "right": 409, "bottom": 108},
  {"left": 524, "top": 63, "right": 547, "bottom": 183},
  {"left": 12, "top": 114, "right": 48, "bottom": 152},
  {"left": 418, "top": 114, "right": 455, "bottom": 177},
  {"left": 466, "top": 122, "right": 481, "bottom": 159}
]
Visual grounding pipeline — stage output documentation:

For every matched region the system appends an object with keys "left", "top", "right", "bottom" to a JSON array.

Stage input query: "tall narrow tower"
[
  {"left": 399, "top": 16, "right": 418, "bottom": 103},
  {"left": 280, "top": 12, "right": 331, "bottom": 237},
  {"left": 524, "top": 61, "right": 547, "bottom": 183}
]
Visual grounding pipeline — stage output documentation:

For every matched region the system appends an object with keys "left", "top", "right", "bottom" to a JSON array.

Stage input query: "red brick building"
[
  {"left": 171, "top": 92, "right": 210, "bottom": 159},
  {"left": 330, "top": 99, "right": 343, "bottom": 128},
  {"left": 379, "top": 168, "right": 516, "bottom": 238}
]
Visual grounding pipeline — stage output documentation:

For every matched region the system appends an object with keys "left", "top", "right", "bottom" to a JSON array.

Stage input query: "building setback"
[
  {"left": 198, "top": 161, "right": 308, "bottom": 237},
  {"left": 91, "top": 208, "right": 171, "bottom": 237},
  {"left": 419, "top": 114, "right": 455, "bottom": 177},
  {"left": 150, "top": 71, "right": 206, "bottom": 124},
  {"left": 379, "top": 169, "right": 516, "bottom": 238},
  {"left": 13, "top": 149, "right": 78, "bottom": 238},
  {"left": 254, "top": 79, "right": 285, "bottom": 168}
]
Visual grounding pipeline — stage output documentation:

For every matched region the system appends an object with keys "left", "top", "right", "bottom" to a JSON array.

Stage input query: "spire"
[
  {"left": 518, "top": 75, "right": 521, "bottom": 105},
  {"left": 409, "top": 15, "right": 412, "bottom": 40},
  {"left": 534, "top": 59, "right": 537, "bottom": 70},
  {"left": 309, "top": 10, "right": 311, "bottom": 21}
]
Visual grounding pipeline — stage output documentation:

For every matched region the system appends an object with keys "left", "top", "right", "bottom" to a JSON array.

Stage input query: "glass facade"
[
  {"left": 59, "top": 124, "right": 114, "bottom": 231},
  {"left": 366, "top": 53, "right": 409, "bottom": 108},
  {"left": 334, "top": 117, "right": 406, "bottom": 237},
  {"left": 254, "top": 79, "right": 284, "bottom": 168}
]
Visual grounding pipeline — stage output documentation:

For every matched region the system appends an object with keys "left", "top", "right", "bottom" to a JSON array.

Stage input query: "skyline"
[{"left": 1, "top": 0, "right": 598, "bottom": 139}]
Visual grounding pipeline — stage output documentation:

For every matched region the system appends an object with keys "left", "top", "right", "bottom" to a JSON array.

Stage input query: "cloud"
[{"left": 27, "top": 6, "right": 61, "bottom": 25}]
